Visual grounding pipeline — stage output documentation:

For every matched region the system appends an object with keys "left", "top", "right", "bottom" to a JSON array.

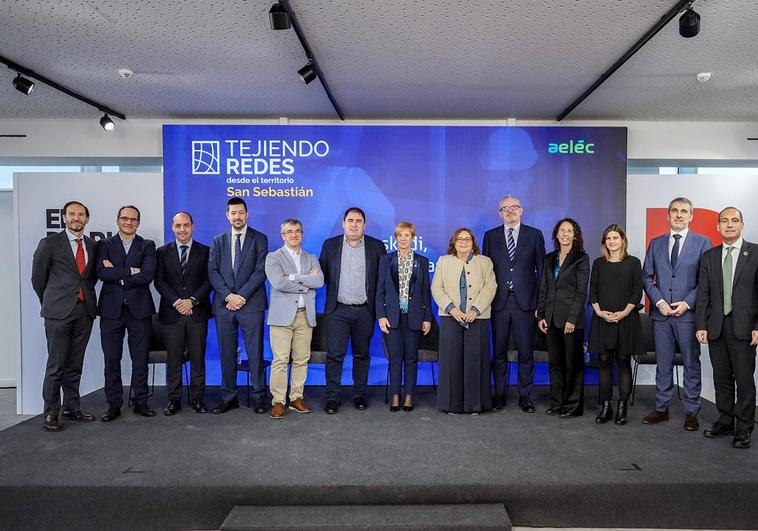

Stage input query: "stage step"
[{"left": 220, "top": 504, "right": 511, "bottom": 530}]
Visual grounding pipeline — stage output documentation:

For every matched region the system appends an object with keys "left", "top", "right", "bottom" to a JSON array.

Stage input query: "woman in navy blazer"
[
  {"left": 536, "top": 218, "right": 590, "bottom": 418},
  {"left": 376, "top": 222, "right": 433, "bottom": 412}
]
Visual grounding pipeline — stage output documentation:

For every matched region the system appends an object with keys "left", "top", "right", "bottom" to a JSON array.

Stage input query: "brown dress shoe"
[
  {"left": 288, "top": 398, "right": 312, "bottom": 413},
  {"left": 684, "top": 413, "right": 699, "bottom": 431},
  {"left": 270, "top": 402, "right": 285, "bottom": 419},
  {"left": 43, "top": 414, "right": 62, "bottom": 432},
  {"left": 642, "top": 410, "right": 669, "bottom": 424}
]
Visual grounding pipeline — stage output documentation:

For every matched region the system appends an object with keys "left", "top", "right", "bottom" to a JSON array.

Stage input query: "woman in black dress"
[
  {"left": 537, "top": 218, "right": 590, "bottom": 418},
  {"left": 588, "top": 224, "right": 644, "bottom": 425}
]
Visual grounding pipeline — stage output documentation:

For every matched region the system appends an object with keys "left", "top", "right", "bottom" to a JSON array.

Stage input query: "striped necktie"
[
  {"left": 179, "top": 245, "right": 188, "bottom": 277},
  {"left": 506, "top": 228, "right": 516, "bottom": 290},
  {"left": 233, "top": 233, "right": 242, "bottom": 278}
]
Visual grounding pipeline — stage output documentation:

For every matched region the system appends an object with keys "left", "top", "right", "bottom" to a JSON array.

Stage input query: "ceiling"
[{"left": 0, "top": 0, "right": 756, "bottom": 121}]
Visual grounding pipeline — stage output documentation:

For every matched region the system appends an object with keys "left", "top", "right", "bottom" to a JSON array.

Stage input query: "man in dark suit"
[
  {"left": 31, "top": 200, "right": 98, "bottom": 431},
  {"left": 208, "top": 198, "right": 269, "bottom": 414},
  {"left": 97, "top": 205, "right": 157, "bottom": 421},
  {"left": 154, "top": 211, "right": 211, "bottom": 415},
  {"left": 696, "top": 206, "right": 758, "bottom": 449},
  {"left": 319, "top": 207, "right": 386, "bottom": 414},
  {"left": 642, "top": 197, "right": 711, "bottom": 431},
  {"left": 482, "top": 195, "right": 545, "bottom": 413}
]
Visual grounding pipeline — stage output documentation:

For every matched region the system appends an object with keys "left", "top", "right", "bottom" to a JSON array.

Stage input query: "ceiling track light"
[
  {"left": 269, "top": 2, "right": 291, "bottom": 30},
  {"left": 1, "top": 53, "right": 126, "bottom": 131},
  {"left": 99, "top": 113, "right": 116, "bottom": 131},
  {"left": 12, "top": 73, "right": 34, "bottom": 95},
  {"left": 298, "top": 62, "right": 317, "bottom": 84},
  {"left": 679, "top": 5, "right": 700, "bottom": 38}
]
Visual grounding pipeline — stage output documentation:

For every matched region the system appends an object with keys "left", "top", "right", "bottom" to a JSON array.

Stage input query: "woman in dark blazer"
[
  {"left": 536, "top": 218, "right": 590, "bottom": 418},
  {"left": 376, "top": 221, "right": 433, "bottom": 412}
]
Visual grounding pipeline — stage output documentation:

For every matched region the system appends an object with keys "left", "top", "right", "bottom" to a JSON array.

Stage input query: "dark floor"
[{"left": 1, "top": 385, "right": 757, "bottom": 530}]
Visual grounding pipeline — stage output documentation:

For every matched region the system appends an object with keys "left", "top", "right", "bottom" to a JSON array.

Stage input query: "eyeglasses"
[
  {"left": 118, "top": 216, "right": 140, "bottom": 223},
  {"left": 455, "top": 237, "right": 472, "bottom": 243},
  {"left": 499, "top": 205, "right": 521, "bottom": 213},
  {"left": 282, "top": 229, "right": 303, "bottom": 235}
]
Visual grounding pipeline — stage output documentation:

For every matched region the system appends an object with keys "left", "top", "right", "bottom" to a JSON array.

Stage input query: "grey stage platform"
[{"left": 0, "top": 385, "right": 756, "bottom": 530}]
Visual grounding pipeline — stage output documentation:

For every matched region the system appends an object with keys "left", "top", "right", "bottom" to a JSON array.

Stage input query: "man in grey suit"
[
  {"left": 265, "top": 219, "right": 324, "bottom": 419},
  {"left": 31, "top": 200, "right": 98, "bottom": 431}
]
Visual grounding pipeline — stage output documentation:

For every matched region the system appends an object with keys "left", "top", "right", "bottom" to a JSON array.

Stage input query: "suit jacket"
[
  {"left": 319, "top": 234, "right": 387, "bottom": 318},
  {"left": 696, "top": 240, "right": 758, "bottom": 340},
  {"left": 431, "top": 254, "right": 497, "bottom": 319},
  {"left": 482, "top": 223, "right": 545, "bottom": 312},
  {"left": 208, "top": 227, "right": 268, "bottom": 315},
  {"left": 154, "top": 241, "right": 211, "bottom": 324},
  {"left": 266, "top": 246, "right": 324, "bottom": 327},
  {"left": 536, "top": 250, "right": 590, "bottom": 329},
  {"left": 376, "top": 251, "right": 434, "bottom": 331},
  {"left": 31, "top": 230, "right": 98, "bottom": 319},
  {"left": 643, "top": 231, "right": 711, "bottom": 323},
  {"left": 96, "top": 234, "right": 156, "bottom": 320}
]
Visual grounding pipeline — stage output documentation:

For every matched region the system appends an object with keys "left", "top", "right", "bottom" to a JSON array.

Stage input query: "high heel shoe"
[
  {"left": 390, "top": 395, "right": 401, "bottom": 412},
  {"left": 614, "top": 400, "right": 628, "bottom": 425},
  {"left": 403, "top": 396, "right": 413, "bottom": 412},
  {"left": 595, "top": 400, "right": 613, "bottom": 424}
]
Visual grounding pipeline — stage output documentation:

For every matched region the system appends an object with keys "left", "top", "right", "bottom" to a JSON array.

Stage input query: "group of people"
[{"left": 32, "top": 195, "right": 757, "bottom": 449}]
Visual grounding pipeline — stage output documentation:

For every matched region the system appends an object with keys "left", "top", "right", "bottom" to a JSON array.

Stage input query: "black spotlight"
[
  {"left": 269, "top": 2, "right": 291, "bottom": 30},
  {"left": 12, "top": 73, "right": 34, "bottom": 95},
  {"left": 298, "top": 63, "right": 317, "bottom": 84},
  {"left": 679, "top": 7, "right": 700, "bottom": 38},
  {"left": 99, "top": 113, "right": 115, "bottom": 131}
]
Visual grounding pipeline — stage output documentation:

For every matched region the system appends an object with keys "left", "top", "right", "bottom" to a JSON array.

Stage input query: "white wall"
[{"left": 0, "top": 191, "right": 19, "bottom": 387}]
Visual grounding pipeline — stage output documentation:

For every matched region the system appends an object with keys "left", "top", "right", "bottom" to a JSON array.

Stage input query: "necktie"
[
  {"left": 506, "top": 228, "right": 516, "bottom": 290},
  {"left": 179, "top": 245, "right": 188, "bottom": 277},
  {"left": 670, "top": 233, "right": 681, "bottom": 271},
  {"left": 75, "top": 238, "right": 85, "bottom": 301},
  {"left": 233, "top": 233, "right": 242, "bottom": 278},
  {"left": 723, "top": 246, "right": 733, "bottom": 315}
]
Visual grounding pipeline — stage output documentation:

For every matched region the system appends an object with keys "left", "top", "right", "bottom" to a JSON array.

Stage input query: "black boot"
[
  {"left": 614, "top": 400, "right": 628, "bottom": 425},
  {"left": 595, "top": 400, "right": 613, "bottom": 424}
]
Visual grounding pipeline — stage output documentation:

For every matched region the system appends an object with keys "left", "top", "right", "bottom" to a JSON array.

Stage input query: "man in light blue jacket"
[{"left": 265, "top": 218, "right": 324, "bottom": 419}]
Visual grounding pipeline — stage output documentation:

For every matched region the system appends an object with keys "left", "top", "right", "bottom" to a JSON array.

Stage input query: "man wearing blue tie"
[
  {"left": 208, "top": 198, "right": 269, "bottom": 414},
  {"left": 483, "top": 195, "right": 545, "bottom": 413},
  {"left": 642, "top": 197, "right": 711, "bottom": 431}
]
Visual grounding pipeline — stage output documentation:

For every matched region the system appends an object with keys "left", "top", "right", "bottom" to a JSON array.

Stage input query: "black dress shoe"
[
  {"left": 518, "top": 397, "right": 535, "bottom": 413},
  {"left": 390, "top": 404, "right": 401, "bottom": 412},
  {"left": 560, "top": 411, "right": 583, "bottom": 419},
  {"left": 163, "top": 400, "right": 181, "bottom": 416},
  {"left": 43, "top": 414, "right": 63, "bottom": 431},
  {"left": 253, "top": 397, "right": 267, "bottom": 414},
  {"left": 62, "top": 409, "right": 96, "bottom": 422},
  {"left": 492, "top": 395, "right": 506, "bottom": 412},
  {"left": 545, "top": 406, "right": 562, "bottom": 416},
  {"left": 211, "top": 398, "right": 240, "bottom": 414},
  {"left": 190, "top": 398, "right": 208, "bottom": 413},
  {"left": 325, "top": 400, "right": 339, "bottom": 414},
  {"left": 704, "top": 422, "right": 735, "bottom": 438},
  {"left": 614, "top": 400, "right": 628, "bottom": 426},
  {"left": 100, "top": 408, "right": 121, "bottom": 422},
  {"left": 733, "top": 430, "right": 752, "bottom": 449},
  {"left": 354, "top": 397, "right": 367, "bottom": 410},
  {"left": 595, "top": 400, "right": 613, "bottom": 424},
  {"left": 134, "top": 404, "right": 156, "bottom": 417}
]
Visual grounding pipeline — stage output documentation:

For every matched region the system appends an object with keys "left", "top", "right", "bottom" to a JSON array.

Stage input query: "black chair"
[
  {"left": 309, "top": 313, "right": 329, "bottom": 365},
  {"left": 381, "top": 318, "right": 440, "bottom": 403},
  {"left": 129, "top": 315, "right": 189, "bottom": 406},
  {"left": 632, "top": 312, "right": 683, "bottom": 405}
]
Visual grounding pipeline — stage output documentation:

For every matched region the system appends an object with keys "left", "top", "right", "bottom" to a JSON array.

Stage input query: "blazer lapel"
[
  {"left": 409, "top": 254, "right": 419, "bottom": 294},
  {"left": 391, "top": 252, "right": 399, "bottom": 288},
  {"left": 57, "top": 231, "right": 80, "bottom": 275},
  {"left": 556, "top": 251, "right": 577, "bottom": 285},
  {"left": 511, "top": 227, "right": 526, "bottom": 263},
  {"left": 280, "top": 247, "right": 297, "bottom": 273},
  {"left": 732, "top": 242, "right": 751, "bottom": 286},
  {"left": 238, "top": 228, "right": 254, "bottom": 266}
]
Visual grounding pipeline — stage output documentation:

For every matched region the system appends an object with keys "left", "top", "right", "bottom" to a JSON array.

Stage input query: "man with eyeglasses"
[
  {"left": 97, "top": 205, "right": 157, "bottom": 421},
  {"left": 483, "top": 195, "right": 545, "bottom": 413},
  {"left": 265, "top": 219, "right": 323, "bottom": 419}
]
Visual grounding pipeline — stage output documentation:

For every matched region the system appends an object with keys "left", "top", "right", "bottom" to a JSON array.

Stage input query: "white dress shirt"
[
  {"left": 721, "top": 237, "right": 743, "bottom": 288},
  {"left": 504, "top": 222, "right": 521, "bottom": 247},
  {"left": 231, "top": 226, "right": 248, "bottom": 265},
  {"left": 285, "top": 245, "right": 306, "bottom": 308},
  {"left": 66, "top": 229, "right": 88, "bottom": 264}
]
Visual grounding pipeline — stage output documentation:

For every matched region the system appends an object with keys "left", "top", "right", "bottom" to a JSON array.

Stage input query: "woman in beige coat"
[{"left": 432, "top": 228, "right": 497, "bottom": 414}]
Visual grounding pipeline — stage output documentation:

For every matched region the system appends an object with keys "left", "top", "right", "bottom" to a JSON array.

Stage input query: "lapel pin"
[{"left": 743, "top": 251, "right": 749, "bottom": 256}]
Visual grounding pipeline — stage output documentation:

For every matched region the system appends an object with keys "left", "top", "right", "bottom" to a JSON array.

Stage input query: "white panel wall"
[{"left": 0, "top": 191, "right": 19, "bottom": 387}]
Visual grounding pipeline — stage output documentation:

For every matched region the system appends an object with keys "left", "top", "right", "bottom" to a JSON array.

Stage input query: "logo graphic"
[
  {"left": 547, "top": 139, "right": 594, "bottom": 154},
  {"left": 192, "top": 141, "right": 220, "bottom": 174}
]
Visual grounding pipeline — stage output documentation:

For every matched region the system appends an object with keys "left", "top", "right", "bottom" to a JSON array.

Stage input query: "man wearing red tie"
[{"left": 32, "top": 201, "right": 99, "bottom": 431}]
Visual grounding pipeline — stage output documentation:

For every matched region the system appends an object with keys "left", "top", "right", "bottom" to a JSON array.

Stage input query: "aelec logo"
[{"left": 548, "top": 139, "right": 594, "bottom": 154}]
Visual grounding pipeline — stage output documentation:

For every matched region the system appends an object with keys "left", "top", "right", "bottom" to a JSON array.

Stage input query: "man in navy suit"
[
  {"left": 154, "top": 211, "right": 211, "bottom": 415},
  {"left": 97, "top": 205, "right": 157, "bottom": 421},
  {"left": 483, "top": 195, "right": 545, "bottom": 413},
  {"left": 208, "top": 198, "right": 269, "bottom": 414},
  {"left": 642, "top": 197, "right": 711, "bottom": 431},
  {"left": 319, "top": 207, "right": 386, "bottom": 414}
]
